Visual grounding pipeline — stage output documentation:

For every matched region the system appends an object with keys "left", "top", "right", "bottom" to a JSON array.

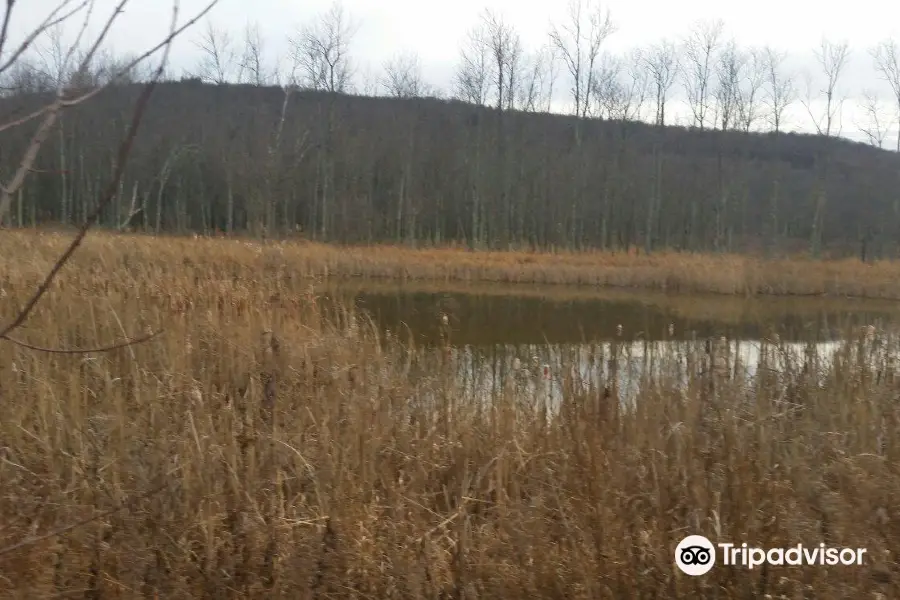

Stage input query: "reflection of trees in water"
[
  {"left": 338, "top": 289, "right": 895, "bottom": 347},
  {"left": 421, "top": 339, "right": 861, "bottom": 413}
]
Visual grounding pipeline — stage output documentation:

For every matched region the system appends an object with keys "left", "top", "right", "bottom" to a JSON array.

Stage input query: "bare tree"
[
  {"left": 194, "top": 19, "right": 238, "bottom": 83},
  {"left": 288, "top": 1, "right": 357, "bottom": 238},
  {"left": 481, "top": 9, "right": 523, "bottom": 111},
  {"left": 382, "top": 50, "right": 429, "bottom": 98},
  {"left": 758, "top": 47, "right": 794, "bottom": 255},
  {"left": 289, "top": 0, "right": 357, "bottom": 93},
  {"left": 680, "top": 18, "right": 724, "bottom": 129},
  {"left": 642, "top": 40, "right": 678, "bottom": 252},
  {"left": 801, "top": 38, "right": 850, "bottom": 137},
  {"left": 593, "top": 49, "right": 647, "bottom": 121},
  {"left": 518, "top": 45, "right": 558, "bottom": 113},
  {"left": 645, "top": 39, "right": 679, "bottom": 126},
  {"left": 736, "top": 47, "right": 767, "bottom": 132},
  {"left": 358, "top": 63, "right": 380, "bottom": 96},
  {"left": 856, "top": 90, "right": 891, "bottom": 149},
  {"left": 800, "top": 38, "right": 849, "bottom": 257},
  {"left": 454, "top": 23, "right": 493, "bottom": 105},
  {"left": 0, "top": 55, "right": 54, "bottom": 95},
  {"left": 762, "top": 46, "right": 795, "bottom": 133},
  {"left": 714, "top": 38, "right": 745, "bottom": 131},
  {"left": 548, "top": 0, "right": 615, "bottom": 119},
  {"left": 240, "top": 21, "right": 269, "bottom": 86},
  {"left": 871, "top": 38, "right": 900, "bottom": 151},
  {"left": 34, "top": 23, "right": 75, "bottom": 88}
]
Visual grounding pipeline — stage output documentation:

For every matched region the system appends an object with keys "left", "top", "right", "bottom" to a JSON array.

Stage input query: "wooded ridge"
[{"left": 2, "top": 80, "right": 898, "bottom": 258}]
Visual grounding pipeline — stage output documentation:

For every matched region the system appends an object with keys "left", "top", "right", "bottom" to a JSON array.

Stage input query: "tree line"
[{"left": 2, "top": 0, "right": 899, "bottom": 258}]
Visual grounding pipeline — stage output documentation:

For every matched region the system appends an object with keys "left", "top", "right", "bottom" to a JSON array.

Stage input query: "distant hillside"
[{"left": 2, "top": 80, "right": 898, "bottom": 258}]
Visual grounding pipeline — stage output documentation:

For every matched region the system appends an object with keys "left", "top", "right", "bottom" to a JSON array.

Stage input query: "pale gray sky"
[{"left": 10, "top": 0, "right": 900, "bottom": 145}]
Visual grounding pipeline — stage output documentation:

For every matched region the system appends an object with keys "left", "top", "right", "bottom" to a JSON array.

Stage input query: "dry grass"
[
  {"left": 11, "top": 228, "right": 900, "bottom": 298},
  {"left": 1, "top": 230, "right": 899, "bottom": 598}
]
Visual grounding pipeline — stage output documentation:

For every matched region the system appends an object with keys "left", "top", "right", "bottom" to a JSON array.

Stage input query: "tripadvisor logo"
[
  {"left": 675, "top": 535, "right": 716, "bottom": 576},
  {"left": 675, "top": 535, "right": 867, "bottom": 576}
]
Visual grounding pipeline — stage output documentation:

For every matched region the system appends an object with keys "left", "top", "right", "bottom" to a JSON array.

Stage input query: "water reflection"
[
  {"left": 324, "top": 283, "right": 898, "bottom": 346},
  {"left": 413, "top": 339, "right": 852, "bottom": 412},
  {"left": 320, "top": 282, "right": 900, "bottom": 410}
]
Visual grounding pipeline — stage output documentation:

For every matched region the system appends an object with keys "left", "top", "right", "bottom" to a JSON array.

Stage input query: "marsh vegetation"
[{"left": 2, "top": 232, "right": 898, "bottom": 597}]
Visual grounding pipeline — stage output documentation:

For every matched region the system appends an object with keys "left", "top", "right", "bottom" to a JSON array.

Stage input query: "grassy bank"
[
  {"left": 0, "top": 231, "right": 899, "bottom": 597},
  {"left": 9, "top": 229, "right": 900, "bottom": 298}
]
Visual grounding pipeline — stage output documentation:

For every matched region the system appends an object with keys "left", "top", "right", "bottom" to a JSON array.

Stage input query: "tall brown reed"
[
  {"left": 10, "top": 229, "right": 900, "bottom": 299},
  {"left": 0, "top": 231, "right": 898, "bottom": 598}
]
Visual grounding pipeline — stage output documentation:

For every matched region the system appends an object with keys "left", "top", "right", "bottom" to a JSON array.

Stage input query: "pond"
[{"left": 319, "top": 280, "right": 900, "bottom": 408}]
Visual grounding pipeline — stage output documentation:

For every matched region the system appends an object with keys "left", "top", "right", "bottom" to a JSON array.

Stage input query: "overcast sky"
[{"left": 12, "top": 0, "right": 900, "bottom": 145}]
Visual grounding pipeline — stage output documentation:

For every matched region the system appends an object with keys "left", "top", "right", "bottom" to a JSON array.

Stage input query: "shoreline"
[{"left": 9, "top": 229, "right": 900, "bottom": 300}]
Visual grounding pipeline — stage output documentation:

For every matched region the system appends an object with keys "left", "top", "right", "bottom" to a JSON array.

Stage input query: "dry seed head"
[
  {"left": 865, "top": 324, "right": 877, "bottom": 342},
  {"left": 190, "top": 387, "right": 203, "bottom": 406}
]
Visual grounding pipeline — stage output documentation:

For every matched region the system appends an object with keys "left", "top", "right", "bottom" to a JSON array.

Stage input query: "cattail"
[
  {"left": 865, "top": 324, "right": 876, "bottom": 342},
  {"left": 189, "top": 387, "right": 203, "bottom": 406}
]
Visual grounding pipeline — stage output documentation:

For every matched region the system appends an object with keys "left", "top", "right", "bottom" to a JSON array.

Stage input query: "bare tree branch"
[
  {"left": 871, "top": 37, "right": 900, "bottom": 152},
  {"left": 548, "top": 0, "right": 615, "bottom": 119},
  {"left": 2, "top": 329, "right": 162, "bottom": 353},
  {"left": 239, "top": 20, "right": 268, "bottom": 86},
  {"left": 0, "top": 0, "right": 17, "bottom": 61},
  {"left": 714, "top": 37, "right": 745, "bottom": 131},
  {"left": 289, "top": 1, "right": 357, "bottom": 93},
  {"left": 800, "top": 37, "right": 850, "bottom": 138},
  {"left": 644, "top": 39, "right": 679, "bottom": 126},
  {"left": 856, "top": 89, "right": 891, "bottom": 149},
  {"left": 0, "top": 0, "right": 218, "bottom": 224},
  {"left": 736, "top": 47, "right": 767, "bottom": 132},
  {"left": 762, "top": 46, "right": 795, "bottom": 133},
  {"left": 481, "top": 9, "right": 523, "bottom": 111},
  {"left": 0, "top": 0, "right": 89, "bottom": 77},
  {"left": 518, "top": 45, "right": 557, "bottom": 113},
  {"left": 382, "top": 50, "right": 430, "bottom": 98},
  {"left": 193, "top": 19, "right": 238, "bottom": 84},
  {"left": 0, "top": 0, "right": 217, "bottom": 138},
  {"left": 454, "top": 22, "right": 492, "bottom": 105},
  {"left": 680, "top": 18, "right": 723, "bottom": 129},
  {"left": 0, "top": 0, "right": 218, "bottom": 349}
]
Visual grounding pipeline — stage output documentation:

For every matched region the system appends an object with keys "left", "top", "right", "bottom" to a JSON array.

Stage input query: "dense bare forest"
[{"left": 3, "top": 2, "right": 900, "bottom": 258}]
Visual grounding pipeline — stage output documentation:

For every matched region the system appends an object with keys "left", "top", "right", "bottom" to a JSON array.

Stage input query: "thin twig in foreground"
[
  {"left": 0, "top": 329, "right": 162, "bottom": 354},
  {"left": 0, "top": 3, "right": 181, "bottom": 341}
]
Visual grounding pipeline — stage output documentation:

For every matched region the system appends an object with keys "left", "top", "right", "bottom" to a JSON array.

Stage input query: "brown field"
[{"left": 1, "top": 230, "right": 899, "bottom": 598}]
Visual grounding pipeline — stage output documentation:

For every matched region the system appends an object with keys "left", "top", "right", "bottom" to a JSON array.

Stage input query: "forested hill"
[{"left": 4, "top": 79, "right": 899, "bottom": 257}]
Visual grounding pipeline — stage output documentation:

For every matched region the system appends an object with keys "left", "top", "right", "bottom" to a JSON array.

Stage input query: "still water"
[{"left": 320, "top": 281, "right": 900, "bottom": 407}]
